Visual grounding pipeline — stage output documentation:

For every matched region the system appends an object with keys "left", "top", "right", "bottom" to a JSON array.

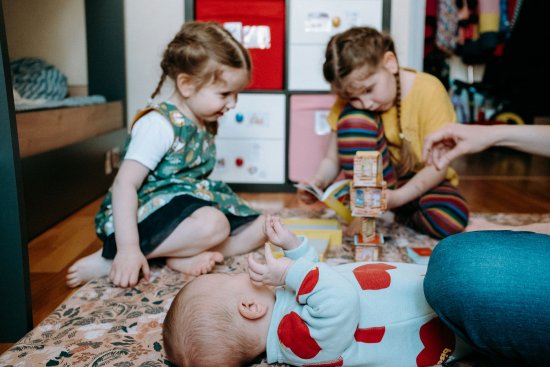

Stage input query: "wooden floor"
[{"left": 1, "top": 149, "right": 549, "bottom": 353}]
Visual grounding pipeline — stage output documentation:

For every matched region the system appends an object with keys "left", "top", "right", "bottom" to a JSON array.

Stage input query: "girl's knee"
[
  {"left": 193, "top": 207, "right": 230, "bottom": 245},
  {"left": 416, "top": 206, "right": 469, "bottom": 239}
]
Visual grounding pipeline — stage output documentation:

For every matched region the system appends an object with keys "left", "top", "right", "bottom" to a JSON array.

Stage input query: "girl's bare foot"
[
  {"left": 466, "top": 217, "right": 511, "bottom": 232},
  {"left": 166, "top": 251, "right": 224, "bottom": 276},
  {"left": 66, "top": 249, "right": 112, "bottom": 288}
]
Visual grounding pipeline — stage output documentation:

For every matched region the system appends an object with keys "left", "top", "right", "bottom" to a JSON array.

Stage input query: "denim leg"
[{"left": 424, "top": 231, "right": 550, "bottom": 367}]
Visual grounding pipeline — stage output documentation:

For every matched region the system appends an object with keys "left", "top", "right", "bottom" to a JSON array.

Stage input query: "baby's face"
[{"left": 203, "top": 273, "right": 275, "bottom": 301}]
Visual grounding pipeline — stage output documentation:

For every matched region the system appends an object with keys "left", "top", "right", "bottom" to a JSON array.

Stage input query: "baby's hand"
[
  {"left": 264, "top": 214, "right": 301, "bottom": 251},
  {"left": 248, "top": 244, "right": 293, "bottom": 287}
]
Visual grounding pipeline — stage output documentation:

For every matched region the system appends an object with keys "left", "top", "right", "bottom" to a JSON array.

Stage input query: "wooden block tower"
[{"left": 349, "top": 151, "right": 388, "bottom": 261}]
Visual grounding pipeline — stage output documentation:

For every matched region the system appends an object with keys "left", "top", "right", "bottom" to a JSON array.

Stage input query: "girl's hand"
[
  {"left": 109, "top": 248, "right": 150, "bottom": 287},
  {"left": 248, "top": 243, "right": 294, "bottom": 287},
  {"left": 296, "top": 178, "right": 327, "bottom": 204},
  {"left": 264, "top": 214, "right": 301, "bottom": 250}
]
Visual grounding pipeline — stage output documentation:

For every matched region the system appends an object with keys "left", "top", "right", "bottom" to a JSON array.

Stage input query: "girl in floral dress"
[{"left": 67, "top": 21, "right": 265, "bottom": 288}]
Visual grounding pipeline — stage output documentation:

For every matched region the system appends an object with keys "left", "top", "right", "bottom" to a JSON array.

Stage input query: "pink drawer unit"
[{"left": 288, "top": 94, "right": 337, "bottom": 182}]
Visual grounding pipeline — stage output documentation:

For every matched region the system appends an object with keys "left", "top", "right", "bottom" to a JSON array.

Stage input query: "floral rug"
[{"left": 1, "top": 211, "right": 548, "bottom": 367}]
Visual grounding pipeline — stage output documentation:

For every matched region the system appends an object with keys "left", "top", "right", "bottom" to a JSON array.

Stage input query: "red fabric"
[
  {"left": 278, "top": 311, "right": 322, "bottom": 359},
  {"left": 354, "top": 326, "right": 386, "bottom": 343},
  {"left": 416, "top": 317, "right": 456, "bottom": 366},
  {"left": 296, "top": 267, "right": 320, "bottom": 302},
  {"left": 196, "top": 0, "right": 285, "bottom": 90},
  {"left": 352, "top": 263, "right": 396, "bottom": 290},
  {"left": 303, "top": 357, "right": 344, "bottom": 367}
]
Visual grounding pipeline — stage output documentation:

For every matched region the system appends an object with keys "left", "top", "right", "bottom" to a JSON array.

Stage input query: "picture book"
[
  {"left": 271, "top": 238, "right": 330, "bottom": 261},
  {"left": 282, "top": 218, "right": 342, "bottom": 247},
  {"left": 406, "top": 246, "right": 433, "bottom": 265},
  {"left": 271, "top": 218, "right": 343, "bottom": 261},
  {"left": 294, "top": 179, "right": 353, "bottom": 223}
]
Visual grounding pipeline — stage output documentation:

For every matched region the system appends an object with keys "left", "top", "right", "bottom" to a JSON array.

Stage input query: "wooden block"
[
  {"left": 353, "top": 151, "right": 383, "bottom": 187},
  {"left": 350, "top": 183, "right": 388, "bottom": 217}
]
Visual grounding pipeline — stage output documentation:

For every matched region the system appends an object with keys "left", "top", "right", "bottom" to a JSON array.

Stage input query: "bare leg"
[
  {"left": 211, "top": 215, "right": 267, "bottom": 257},
  {"left": 66, "top": 249, "right": 112, "bottom": 288},
  {"left": 66, "top": 207, "right": 230, "bottom": 287},
  {"left": 146, "top": 206, "right": 229, "bottom": 275}
]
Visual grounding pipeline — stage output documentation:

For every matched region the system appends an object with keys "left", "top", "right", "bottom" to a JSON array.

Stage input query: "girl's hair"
[
  {"left": 151, "top": 21, "right": 252, "bottom": 134},
  {"left": 323, "top": 26, "right": 415, "bottom": 176}
]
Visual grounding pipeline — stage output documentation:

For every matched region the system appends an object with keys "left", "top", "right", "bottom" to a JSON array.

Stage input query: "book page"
[
  {"left": 293, "top": 182, "right": 323, "bottom": 200},
  {"left": 321, "top": 179, "right": 351, "bottom": 201}
]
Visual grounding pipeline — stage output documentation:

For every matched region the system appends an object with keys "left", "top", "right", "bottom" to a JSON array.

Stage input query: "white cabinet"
[
  {"left": 288, "top": 0, "right": 385, "bottom": 91},
  {"left": 210, "top": 94, "right": 286, "bottom": 183}
]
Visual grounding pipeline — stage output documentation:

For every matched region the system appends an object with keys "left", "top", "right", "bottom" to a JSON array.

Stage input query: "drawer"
[
  {"left": 288, "top": 94, "right": 337, "bottom": 182},
  {"left": 218, "top": 93, "right": 286, "bottom": 139},
  {"left": 210, "top": 138, "right": 286, "bottom": 183},
  {"left": 288, "top": 0, "right": 384, "bottom": 91},
  {"left": 196, "top": 0, "right": 285, "bottom": 90},
  {"left": 288, "top": 45, "right": 330, "bottom": 91},
  {"left": 289, "top": 0, "right": 383, "bottom": 45}
]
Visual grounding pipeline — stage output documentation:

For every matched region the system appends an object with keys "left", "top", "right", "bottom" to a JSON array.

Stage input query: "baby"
[{"left": 162, "top": 215, "right": 471, "bottom": 367}]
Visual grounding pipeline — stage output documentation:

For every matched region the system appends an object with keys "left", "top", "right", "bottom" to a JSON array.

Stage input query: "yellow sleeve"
[
  {"left": 327, "top": 97, "right": 347, "bottom": 131},
  {"left": 418, "top": 75, "right": 456, "bottom": 138}
]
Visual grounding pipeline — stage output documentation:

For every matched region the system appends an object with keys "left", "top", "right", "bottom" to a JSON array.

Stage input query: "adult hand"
[
  {"left": 264, "top": 214, "right": 301, "bottom": 250},
  {"left": 248, "top": 243, "right": 294, "bottom": 287},
  {"left": 109, "top": 248, "right": 150, "bottom": 287},
  {"left": 423, "top": 124, "right": 493, "bottom": 170}
]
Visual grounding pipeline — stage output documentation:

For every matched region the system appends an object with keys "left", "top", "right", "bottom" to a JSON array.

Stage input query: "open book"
[{"left": 294, "top": 179, "right": 353, "bottom": 223}]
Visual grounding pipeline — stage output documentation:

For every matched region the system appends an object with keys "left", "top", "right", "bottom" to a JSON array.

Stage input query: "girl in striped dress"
[{"left": 297, "top": 26, "right": 469, "bottom": 239}]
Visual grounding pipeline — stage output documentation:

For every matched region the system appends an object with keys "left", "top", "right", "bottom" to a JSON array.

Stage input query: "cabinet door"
[
  {"left": 288, "top": 94, "right": 336, "bottom": 182},
  {"left": 288, "top": 0, "right": 384, "bottom": 91},
  {"left": 210, "top": 138, "right": 286, "bottom": 183},
  {"left": 217, "top": 94, "right": 285, "bottom": 139},
  {"left": 196, "top": 0, "right": 285, "bottom": 90},
  {"left": 212, "top": 93, "right": 286, "bottom": 184}
]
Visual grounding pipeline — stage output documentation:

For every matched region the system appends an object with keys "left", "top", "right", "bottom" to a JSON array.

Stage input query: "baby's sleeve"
[
  {"left": 277, "top": 258, "right": 359, "bottom": 362},
  {"left": 283, "top": 236, "right": 318, "bottom": 262}
]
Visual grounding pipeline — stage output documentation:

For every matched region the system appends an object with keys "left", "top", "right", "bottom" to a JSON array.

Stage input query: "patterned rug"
[{"left": 1, "top": 211, "right": 548, "bottom": 367}]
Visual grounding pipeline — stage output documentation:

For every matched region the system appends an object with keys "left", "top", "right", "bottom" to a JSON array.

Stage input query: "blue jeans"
[{"left": 424, "top": 231, "right": 550, "bottom": 367}]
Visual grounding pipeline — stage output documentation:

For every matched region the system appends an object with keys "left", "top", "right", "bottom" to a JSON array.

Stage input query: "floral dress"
[{"left": 95, "top": 101, "right": 258, "bottom": 239}]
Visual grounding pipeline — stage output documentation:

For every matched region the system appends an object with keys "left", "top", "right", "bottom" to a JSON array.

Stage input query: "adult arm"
[{"left": 423, "top": 124, "right": 550, "bottom": 170}]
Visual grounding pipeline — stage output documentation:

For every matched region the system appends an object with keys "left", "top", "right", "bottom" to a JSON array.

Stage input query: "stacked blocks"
[{"left": 350, "top": 151, "right": 388, "bottom": 261}]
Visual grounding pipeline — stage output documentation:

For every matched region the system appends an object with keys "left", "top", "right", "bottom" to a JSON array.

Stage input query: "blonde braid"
[{"left": 393, "top": 71, "right": 415, "bottom": 176}]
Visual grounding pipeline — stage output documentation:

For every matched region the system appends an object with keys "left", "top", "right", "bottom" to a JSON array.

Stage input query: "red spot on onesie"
[
  {"left": 354, "top": 326, "right": 386, "bottom": 343},
  {"left": 352, "top": 263, "right": 396, "bottom": 290},
  {"left": 278, "top": 311, "right": 322, "bottom": 359},
  {"left": 303, "top": 356, "right": 344, "bottom": 366},
  {"left": 416, "top": 317, "right": 456, "bottom": 366},
  {"left": 296, "top": 267, "right": 319, "bottom": 302}
]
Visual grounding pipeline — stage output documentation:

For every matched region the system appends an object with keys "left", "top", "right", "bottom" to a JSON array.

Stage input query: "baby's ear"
[
  {"left": 238, "top": 298, "right": 268, "bottom": 320},
  {"left": 176, "top": 73, "right": 196, "bottom": 98}
]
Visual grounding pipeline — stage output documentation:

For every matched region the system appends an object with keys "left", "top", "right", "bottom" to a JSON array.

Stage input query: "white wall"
[
  {"left": 3, "top": 0, "right": 87, "bottom": 85},
  {"left": 3, "top": 0, "right": 429, "bottom": 121},
  {"left": 124, "top": 0, "right": 184, "bottom": 125},
  {"left": 390, "top": 0, "right": 426, "bottom": 70}
]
